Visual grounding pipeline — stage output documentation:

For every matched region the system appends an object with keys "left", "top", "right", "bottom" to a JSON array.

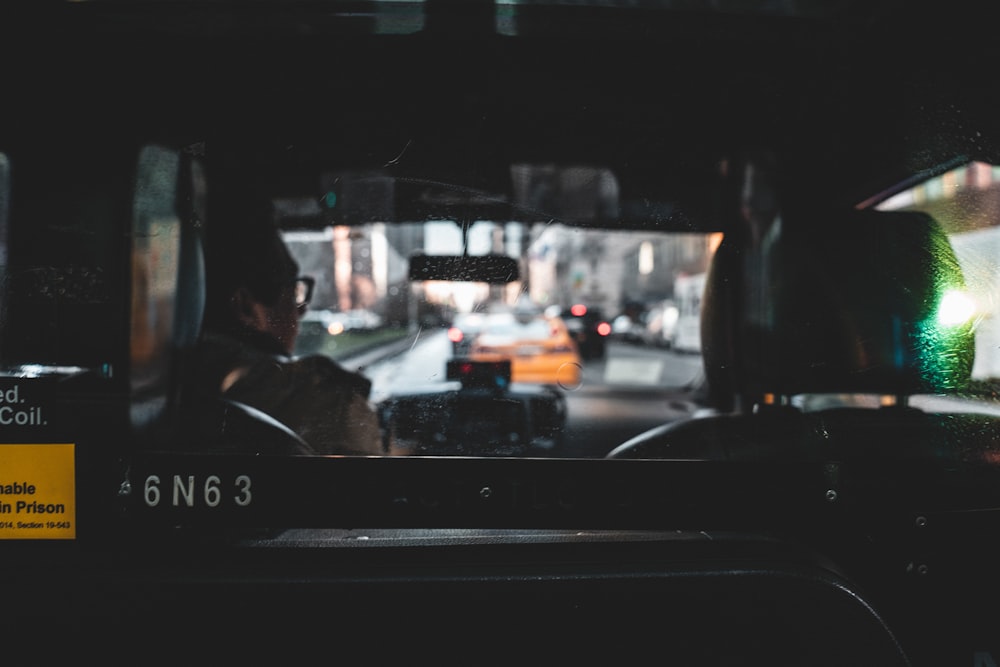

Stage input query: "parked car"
[
  {"left": 611, "top": 313, "right": 646, "bottom": 344},
  {"left": 299, "top": 308, "right": 340, "bottom": 337},
  {"left": 299, "top": 308, "right": 383, "bottom": 336},
  {"left": 343, "top": 309, "right": 384, "bottom": 331},
  {"left": 642, "top": 299, "right": 680, "bottom": 348}
]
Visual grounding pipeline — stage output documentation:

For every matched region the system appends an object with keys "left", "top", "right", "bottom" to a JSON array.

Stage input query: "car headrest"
[{"left": 701, "top": 209, "right": 975, "bottom": 403}]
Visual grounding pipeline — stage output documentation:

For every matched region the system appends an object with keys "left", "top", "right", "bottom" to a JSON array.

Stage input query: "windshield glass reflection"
[{"left": 288, "top": 222, "right": 717, "bottom": 458}]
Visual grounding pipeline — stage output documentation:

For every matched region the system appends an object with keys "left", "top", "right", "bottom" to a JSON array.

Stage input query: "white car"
[{"left": 642, "top": 300, "right": 679, "bottom": 348}]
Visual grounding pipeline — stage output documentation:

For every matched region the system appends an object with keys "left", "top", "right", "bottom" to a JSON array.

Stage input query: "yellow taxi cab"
[{"left": 468, "top": 311, "right": 583, "bottom": 388}]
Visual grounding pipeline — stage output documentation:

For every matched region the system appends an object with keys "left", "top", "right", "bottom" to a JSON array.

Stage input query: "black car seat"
[
  {"left": 609, "top": 207, "right": 988, "bottom": 462},
  {"left": 130, "top": 148, "right": 311, "bottom": 455}
]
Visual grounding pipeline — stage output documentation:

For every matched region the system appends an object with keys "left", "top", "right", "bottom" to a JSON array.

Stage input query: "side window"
[
  {"left": 130, "top": 146, "right": 181, "bottom": 399},
  {"left": 129, "top": 145, "right": 205, "bottom": 429},
  {"left": 877, "top": 161, "right": 1000, "bottom": 395},
  {"left": 0, "top": 153, "right": 9, "bottom": 354}
]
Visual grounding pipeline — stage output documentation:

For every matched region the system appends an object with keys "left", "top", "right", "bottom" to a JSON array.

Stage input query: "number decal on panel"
[{"left": 143, "top": 474, "right": 252, "bottom": 508}]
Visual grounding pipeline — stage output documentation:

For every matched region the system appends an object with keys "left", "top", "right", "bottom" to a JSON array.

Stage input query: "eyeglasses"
[{"left": 293, "top": 276, "right": 315, "bottom": 310}]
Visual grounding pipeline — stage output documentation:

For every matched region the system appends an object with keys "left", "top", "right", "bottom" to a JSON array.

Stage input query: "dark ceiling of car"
[{"left": 4, "top": 0, "right": 998, "bottom": 232}]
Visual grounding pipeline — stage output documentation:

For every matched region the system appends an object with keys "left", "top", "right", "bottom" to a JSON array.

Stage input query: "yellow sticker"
[{"left": 0, "top": 444, "right": 75, "bottom": 539}]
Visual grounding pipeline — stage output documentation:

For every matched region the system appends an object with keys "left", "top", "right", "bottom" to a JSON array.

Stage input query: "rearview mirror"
[{"left": 408, "top": 254, "right": 520, "bottom": 284}]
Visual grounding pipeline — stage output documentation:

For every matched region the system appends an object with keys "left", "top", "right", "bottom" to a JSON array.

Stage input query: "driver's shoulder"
[{"left": 285, "top": 354, "right": 373, "bottom": 397}]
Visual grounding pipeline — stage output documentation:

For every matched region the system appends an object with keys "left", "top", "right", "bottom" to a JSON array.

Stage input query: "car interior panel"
[{"left": 5, "top": 1, "right": 1000, "bottom": 664}]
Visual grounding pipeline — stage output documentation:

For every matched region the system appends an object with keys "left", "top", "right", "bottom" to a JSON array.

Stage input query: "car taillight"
[
  {"left": 596, "top": 322, "right": 611, "bottom": 336},
  {"left": 446, "top": 359, "right": 512, "bottom": 388},
  {"left": 447, "top": 327, "right": 464, "bottom": 343}
]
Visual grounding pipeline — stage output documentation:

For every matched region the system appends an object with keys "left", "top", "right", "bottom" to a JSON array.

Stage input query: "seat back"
[
  {"left": 610, "top": 207, "right": 978, "bottom": 460},
  {"left": 721, "top": 208, "right": 973, "bottom": 403}
]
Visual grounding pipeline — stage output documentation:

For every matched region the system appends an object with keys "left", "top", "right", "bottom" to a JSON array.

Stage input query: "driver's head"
[{"left": 203, "top": 199, "right": 303, "bottom": 355}]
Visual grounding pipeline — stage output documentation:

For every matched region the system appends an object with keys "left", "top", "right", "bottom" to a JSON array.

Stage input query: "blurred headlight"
[{"left": 937, "top": 289, "right": 976, "bottom": 327}]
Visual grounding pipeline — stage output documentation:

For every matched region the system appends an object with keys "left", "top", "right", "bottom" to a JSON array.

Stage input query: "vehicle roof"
[{"left": 4, "top": 0, "right": 996, "bottom": 233}]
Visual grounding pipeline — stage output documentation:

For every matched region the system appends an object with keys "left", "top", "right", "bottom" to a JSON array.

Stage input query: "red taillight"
[
  {"left": 570, "top": 303, "right": 587, "bottom": 317},
  {"left": 596, "top": 322, "right": 611, "bottom": 336},
  {"left": 447, "top": 327, "right": 464, "bottom": 343}
]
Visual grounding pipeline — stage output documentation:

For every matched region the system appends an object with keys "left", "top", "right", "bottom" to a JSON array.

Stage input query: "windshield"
[{"left": 275, "top": 208, "right": 717, "bottom": 458}]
